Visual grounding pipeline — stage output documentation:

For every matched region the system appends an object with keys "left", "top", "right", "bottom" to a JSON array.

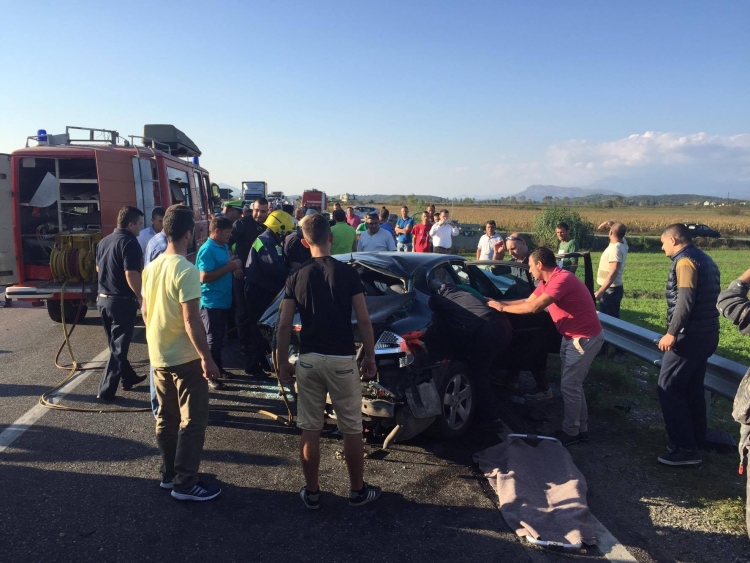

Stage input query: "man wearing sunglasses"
[{"left": 493, "top": 232, "right": 529, "bottom": 263}]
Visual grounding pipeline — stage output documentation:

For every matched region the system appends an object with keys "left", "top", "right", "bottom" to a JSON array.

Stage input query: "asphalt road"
[{"left": 0, "top": 305, "right": 617, "bottom": 563}]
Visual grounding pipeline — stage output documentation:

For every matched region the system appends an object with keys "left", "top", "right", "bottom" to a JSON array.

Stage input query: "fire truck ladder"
[{"left": 130, "top": 137, "right": 167, "bottom": 220}]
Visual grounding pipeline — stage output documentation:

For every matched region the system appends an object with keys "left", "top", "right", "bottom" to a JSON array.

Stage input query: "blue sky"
[{"left": 1, "top": 1, "right": 748, "bottom": 197}]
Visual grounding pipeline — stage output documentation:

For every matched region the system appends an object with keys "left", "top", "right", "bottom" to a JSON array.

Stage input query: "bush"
[{"left": 533, "top": 207, "right": 595, "bottom": 250}]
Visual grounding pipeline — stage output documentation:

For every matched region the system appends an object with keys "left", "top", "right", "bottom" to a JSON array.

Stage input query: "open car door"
[
  {"left": 0, "top": 153, "right": 18, "bottom": 286},
  {"left": 465, "top": 252, "right": 594, "bottom": 301}
]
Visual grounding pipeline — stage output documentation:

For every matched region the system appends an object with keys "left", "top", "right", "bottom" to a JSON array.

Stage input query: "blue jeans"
[{"left": 397, "top": 242, "right": 412, "bottom": 252}]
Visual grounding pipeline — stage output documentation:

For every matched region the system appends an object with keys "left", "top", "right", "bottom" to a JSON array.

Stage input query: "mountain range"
[
  {"left": 513, "top": 177, "right": 750, "bottom": 201},
  {"left": 512, "top": 185, "right": 620, "bottom": 200}
]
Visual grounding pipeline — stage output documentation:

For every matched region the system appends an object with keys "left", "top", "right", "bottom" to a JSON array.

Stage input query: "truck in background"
[
  {"left": 301, "top": 189, "right": 326, "bottom": 212},
  {"left": 242, "top": 181, "right": 267, "bottom": 206}
]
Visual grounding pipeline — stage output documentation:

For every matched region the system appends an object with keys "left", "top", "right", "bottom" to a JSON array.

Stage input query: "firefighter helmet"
[{"left": 264, "top": 210, "right": 295, "bottom": 237}]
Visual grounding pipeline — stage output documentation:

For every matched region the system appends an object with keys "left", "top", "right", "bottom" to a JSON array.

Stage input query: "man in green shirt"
[
  {"left": 330, "top": 209, "right": 357, "bottom": 255},
  {"left": 556, "top": 222, "right": 579, "bottom": 273}
]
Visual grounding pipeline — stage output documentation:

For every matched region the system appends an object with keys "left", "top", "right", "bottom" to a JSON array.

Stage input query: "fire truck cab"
[{"left": 0, "top": 125, "right": 218, "bottom": 323}]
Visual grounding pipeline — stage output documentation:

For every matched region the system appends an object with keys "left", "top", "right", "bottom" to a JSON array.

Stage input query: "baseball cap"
[{"left": 223, "top": 200, "right": 244, "bottom": 212}]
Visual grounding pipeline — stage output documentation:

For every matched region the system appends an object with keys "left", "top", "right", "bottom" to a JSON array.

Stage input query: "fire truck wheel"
[{"left": 46, "top": 299, "right": 87, "bottom": 324}]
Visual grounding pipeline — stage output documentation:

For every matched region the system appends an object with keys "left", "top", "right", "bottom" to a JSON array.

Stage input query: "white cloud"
[
  {"left": 549, "top": 132, "right": 750, "bottom": 173},
  {"left": 484, "top": 131, "right": 750, "bottom": 193}
]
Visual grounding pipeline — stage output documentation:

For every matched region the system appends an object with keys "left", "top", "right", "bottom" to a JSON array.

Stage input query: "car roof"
[{"left": 331, "top": 251, "right": 464, "bottom": 279}]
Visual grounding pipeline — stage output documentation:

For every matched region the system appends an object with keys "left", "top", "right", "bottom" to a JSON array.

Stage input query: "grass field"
[
  {"left": 423, "top": 205, "right": 750, "bottom": 237},
  {"left": 587, "top": 249, "right": 750, "bottom": 364}
]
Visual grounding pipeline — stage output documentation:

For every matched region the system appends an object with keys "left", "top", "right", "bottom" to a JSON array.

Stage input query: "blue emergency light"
[
  {"left": 192, "top": 156, "right": 200, "bottom": 167},
  {"left": 37, "top": 129, "right": 47, "bottom": 143}
]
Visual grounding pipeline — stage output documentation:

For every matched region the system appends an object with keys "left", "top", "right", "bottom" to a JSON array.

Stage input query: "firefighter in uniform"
[
  {"left": 717, "top": 267, "right": 750, "bottom": 537},
  {"left": 243, "top": 210, "right": 294, "bottom": 377}
]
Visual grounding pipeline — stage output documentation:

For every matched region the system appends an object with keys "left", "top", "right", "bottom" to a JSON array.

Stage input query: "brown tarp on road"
[{"left": 474, "top": 436, "right": 598, "bottom": 546}]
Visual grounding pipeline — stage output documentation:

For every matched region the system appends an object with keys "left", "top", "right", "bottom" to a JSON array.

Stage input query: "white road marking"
[
  {"left": 0, "top": 346, "right": 111, "bottom": 453},
  {"left": 592, "top": 516, "right": 640, "bottom": 562}
]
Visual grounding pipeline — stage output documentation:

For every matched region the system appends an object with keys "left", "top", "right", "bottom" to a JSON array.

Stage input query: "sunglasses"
[{"left": 506, "top": 236, "right": 521, "bottom": 241}]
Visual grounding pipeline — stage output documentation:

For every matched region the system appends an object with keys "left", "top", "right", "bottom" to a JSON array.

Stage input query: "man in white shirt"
[
  {"left": 137, "top": 207, "right": 165, "bottom": 255},
  {"left": 357, "top": 213, "right": 396, "bottom": 252},
  {"left": 429, "top": 209, "right": 459, "bottom": 254},
  {"left": 595, "top": 221, "right": 628, "bottom": 362},
  {"left": 476, "top": 220, "right": 503, "bottom": 260}
]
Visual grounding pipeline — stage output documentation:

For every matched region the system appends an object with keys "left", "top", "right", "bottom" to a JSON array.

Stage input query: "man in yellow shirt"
[{"left": 142, "top": 205, "right": 222, "bottom": 501}]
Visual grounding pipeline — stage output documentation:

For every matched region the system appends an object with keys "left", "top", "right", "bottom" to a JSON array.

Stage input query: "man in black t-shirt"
[
  {"left": 277, "top": 213, "right": 381, "bottom": 509},
  {"left": 95, "top": 206, "right": 148, "bottom": 401}
]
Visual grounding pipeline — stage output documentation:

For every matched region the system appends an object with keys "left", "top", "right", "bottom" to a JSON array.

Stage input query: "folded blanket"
[{"left": 474, "top": 437, "right": 597, "bottom": 546}]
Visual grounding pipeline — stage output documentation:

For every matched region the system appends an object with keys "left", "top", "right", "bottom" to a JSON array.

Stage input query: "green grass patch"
[
  {"left": 694, "top": 495, "right": 746, "bottom": 534},
  {"left": 586, "top": 249, "right": 750, "bottom": 365},
  {"left": 584, "top": 354, "right": 747, "bottom": 535}
]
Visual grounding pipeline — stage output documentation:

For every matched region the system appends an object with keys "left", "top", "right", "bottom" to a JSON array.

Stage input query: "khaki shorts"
[{"left": 295, "top": 353, "right": 362, "bottom": 434}]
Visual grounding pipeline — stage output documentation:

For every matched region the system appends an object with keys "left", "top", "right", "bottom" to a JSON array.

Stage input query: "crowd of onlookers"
[{"left": 91, "top": 198, "right": 750, "bottom": 529}]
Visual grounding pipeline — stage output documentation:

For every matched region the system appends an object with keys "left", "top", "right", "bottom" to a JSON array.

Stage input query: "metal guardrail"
[{"left": 598, "top": 313, "right": 748, "bottom": 400}]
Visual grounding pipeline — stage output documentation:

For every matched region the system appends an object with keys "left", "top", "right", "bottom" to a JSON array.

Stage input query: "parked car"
[
  {"left": 684, "top": 223, "right": 721, "bottom": 238},
  {"left": 259, "top": 252, "right": 594, "bottom": 448},
  {"left": 351, "top": 205, "right": 378, "bottom": 219}
]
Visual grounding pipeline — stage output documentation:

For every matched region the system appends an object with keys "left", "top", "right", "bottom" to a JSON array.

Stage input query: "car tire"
[
  {"left": 46, "top": 299, "right": 86, "bottom": 324},
  {"left": 433, "top": 361, "right": 476, "bottom": 440}
]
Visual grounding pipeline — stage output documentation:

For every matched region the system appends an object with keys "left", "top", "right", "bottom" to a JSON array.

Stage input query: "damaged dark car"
[{"left": 258, "top": 252, "right": 593, "bottom": 448}]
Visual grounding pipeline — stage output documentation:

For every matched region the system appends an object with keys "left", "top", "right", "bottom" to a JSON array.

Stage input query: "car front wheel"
[{"left": 434, "top": 362, "right": 476, "bottom": 440}]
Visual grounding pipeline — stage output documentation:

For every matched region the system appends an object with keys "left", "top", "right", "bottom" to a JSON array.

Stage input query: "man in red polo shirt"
[{"left": 488, "top": 247, "right": 603, "bottom": 446}]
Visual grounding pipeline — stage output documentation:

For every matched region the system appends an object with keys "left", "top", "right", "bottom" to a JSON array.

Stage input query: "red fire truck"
[
  {"left": 0, "top": 125, "right": 218, "bottom": 324},
  {"left": 301, "top": 189, "right": 327, "bottom": 212}
]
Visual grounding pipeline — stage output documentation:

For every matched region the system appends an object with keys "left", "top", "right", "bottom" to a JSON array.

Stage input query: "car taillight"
[{"left": 375, "top": 331, "right": 415, "bottom": 367}]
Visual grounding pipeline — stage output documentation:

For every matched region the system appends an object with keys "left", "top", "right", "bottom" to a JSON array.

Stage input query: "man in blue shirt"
[
  {"left": 137, "top": 207, "right": 165, "bottom": 255},
  {"left": 196, "top": 217, "right": 242, "bottom": 389},
  {"left": 144, "top": 231, "right": 167, "bottom": 267},
  {"left": 379, "top": 208, "right": 394, "bottom": 238},
  {"left": 395, "top": 206, "right": 414, "bottom": 252}
]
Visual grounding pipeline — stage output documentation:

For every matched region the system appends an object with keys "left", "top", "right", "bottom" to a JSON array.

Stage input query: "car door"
[
  {"left": 464, "top": 260, "right": 535, "bottom": 299},
  {"left": 448, "top": 260, "right": 504, "bottom": 299},
  {"left": 0, "top": 153, "right": 18, "bottom": 286}
]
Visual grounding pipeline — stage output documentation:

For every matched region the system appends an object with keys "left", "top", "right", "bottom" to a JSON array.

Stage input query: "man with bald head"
[
  {"left": 655, "top": 223, "right": 720, "bottom": 466},
  {"left": 494, "top": 232, "right": 529, "bottom": 264},
  {"left": 492, "top": 233, "right": 531, "bottom": 282}
]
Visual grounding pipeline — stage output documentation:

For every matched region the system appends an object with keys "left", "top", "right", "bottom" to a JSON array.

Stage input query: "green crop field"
[{"left": 588, "top": 249, "right": 750, "bottom": 365}]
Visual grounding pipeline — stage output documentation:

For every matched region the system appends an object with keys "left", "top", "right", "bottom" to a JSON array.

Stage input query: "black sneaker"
[
  {"left": 122, "top": 374, "right": 148, "bottom": 391},
  {"left": 578, "top": 431, "right": 590, "bottom": 442},
  {"left": 349, "top": 483, "right": 381, "bottom": 507},
  {"left": 299, "top": 486, "right": 320, "bottom": 510},
  {"left": 658, "top": 448, "right": 702, "bottom": 466},
  {"left": 554, "top": 430, "right": 580, "bottom": 447},
  {"left": 667, "top": 443, "right": 677, "bottom": 453},
  {"left": 171, "top": 481, "right": 221, "bottom": 501},
  {"left": 160, "top": 476, "right": 174, "bottom": 490}
]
